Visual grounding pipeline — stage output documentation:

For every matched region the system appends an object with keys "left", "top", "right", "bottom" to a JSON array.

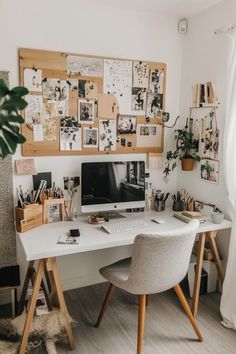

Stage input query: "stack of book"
[{"left": 173, "top": 211, "right": 207, "bottom": 223}]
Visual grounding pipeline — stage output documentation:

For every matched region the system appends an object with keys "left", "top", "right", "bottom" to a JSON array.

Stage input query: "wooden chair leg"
[
  {"left": 174, "top": 284, "right": 203, "bottom": 342},
  {"left": 137, "top": 294, "right": 146, "bottom": 354},
  {"left": 95, "top": 283, "right": 116, "bottom": 328}
]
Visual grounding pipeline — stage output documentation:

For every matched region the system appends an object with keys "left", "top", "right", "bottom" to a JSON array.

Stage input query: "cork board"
[{"left": 19, "top": 48, "right": 166, "bottom": 156}]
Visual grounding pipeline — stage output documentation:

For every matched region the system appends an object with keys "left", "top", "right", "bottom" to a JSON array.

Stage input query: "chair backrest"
[{"left": 126, "top": 220, "right": 199, "bottom": 295}]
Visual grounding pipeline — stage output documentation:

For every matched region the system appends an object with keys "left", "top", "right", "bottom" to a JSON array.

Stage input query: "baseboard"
[{"left": 61, "top": 273, "right": 106, "bottom": 291}]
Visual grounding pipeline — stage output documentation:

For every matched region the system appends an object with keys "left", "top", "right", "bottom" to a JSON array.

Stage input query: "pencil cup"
[
  {"left": 172, "top": 200, "right": 186, "bottom": 212},
  {"left": 156, "top": 200, "right": 165, "bottom": 212}
]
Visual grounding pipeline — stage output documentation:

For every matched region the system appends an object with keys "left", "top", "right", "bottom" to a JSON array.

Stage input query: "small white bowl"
[{"left": 211, "top": 212, "right": 224, "bottom": 224}]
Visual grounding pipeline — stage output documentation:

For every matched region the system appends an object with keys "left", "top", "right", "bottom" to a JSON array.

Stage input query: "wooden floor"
[
  {"left": 59, "top": 283, "right": 236, "bottom": 354},
  {"left": 1, "top": 283, "right": 236, "bottom": 353}
]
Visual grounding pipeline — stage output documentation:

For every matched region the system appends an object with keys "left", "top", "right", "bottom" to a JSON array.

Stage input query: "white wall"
[
  {"left": 0, "top": 0, "right": 184, "bottom": 298},
  {"left": 178, "top": 0, "right": 236, "bottom": 267}
]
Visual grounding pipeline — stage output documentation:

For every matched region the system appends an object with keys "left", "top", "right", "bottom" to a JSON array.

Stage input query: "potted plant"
[
  {"left": 0, "top": 79, "right": 28, "bottom": 159},
  {"left": 163, "top": 126, "right": 200, "bottom": 177}
]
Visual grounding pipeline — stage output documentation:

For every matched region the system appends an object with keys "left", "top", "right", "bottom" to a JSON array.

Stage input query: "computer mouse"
[{"left": 151, "top": 218, "right": 166, "bottom": 224}]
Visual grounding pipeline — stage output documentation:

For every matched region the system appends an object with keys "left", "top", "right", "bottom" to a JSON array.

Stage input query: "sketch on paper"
[
  {"left": 24, "top": 69, "right": 42, "bottom": 92},
  {"left": 78, "top": 99, "right": 95, "bottom": 124},
  {"left": 25, "top": 95, "right": 43, "bottom": 124},
  {"left": 136, "top": 124, "right": 162, "bottom": 148},
  {"left": 43, "top": 102, "right": 58, "bottom": 119},
  {"left": 78, "top": 80, "right": 98, "bottom": 99},
  {"left": 199, "top": 113, "right": 219, "bottom": 159},
  {"left": 60, "top": 116, "right": 81, "bottom": 151},
  {"left": 104, "top": 59, "right": 132, "bottom": 114},
  {"left": 42, "top": 78, "right": 69, "bottom": 116},
  {"left": 149, "top": 69, "right": 164, "bottom": 95},
  {"left": 200, "top": 159, "right": 219, "bottom": 184},
  {"left": 83, "top": 127, "right": 98, "bottom": 148},
  {"left": 133, "top": 61, "right": 149, "bottom": 88},
  {"left": 99, "top": 119, "right": 116, "bottom": 151},
  {"left": 131, "top": 87, "right": 147, "bottom": 113},
  {"left": 67, "top": 55, "right": 103, "bottom": 77},
  {"left": 118, "top": 116, "right": 136, "bottom": 134},
  {"left": 33, "top": 123, "right": 44, "bottom": 141}
]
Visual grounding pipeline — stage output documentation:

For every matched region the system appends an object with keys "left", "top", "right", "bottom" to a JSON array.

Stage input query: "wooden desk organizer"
[{"left": 15, "top": 204, "right": 43, "bottom": 233}]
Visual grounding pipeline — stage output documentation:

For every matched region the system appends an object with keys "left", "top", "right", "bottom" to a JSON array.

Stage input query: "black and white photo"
[
  {"left": 99, "top": 119, "right": 116, "bottom": 151},
  {"left": 83, "top": 127, "right": 98, "bottom": 148},
  {"left": 133, "top": 61, "right": 149, "bottom": 88},
  {"left": 78, "top": 99, "right": 95, "bottom": 124},
  {"left": 60, "top": 116, "right": 81, "bottom": 151},
  {"left": 118, "top": 116, "right": 136, "bottom": 134},
  {"left": 42, "top": 78, "right": 69, "bottom": 116},
  {"left": 131, "top": 87, "right": 147, "bottom": 112}
]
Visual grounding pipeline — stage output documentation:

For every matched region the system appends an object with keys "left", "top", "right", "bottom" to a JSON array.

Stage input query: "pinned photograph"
[
  {"left": 42, "top": 78, "right": 69, "bottom": 116},
  {"left": 146, "top": 91, "right": 163, "bottom": 118},
  {"left": 83, "top": 127, "right": 98, "bottom": 148},
  {"left": 131, "top": 87, "right": 147, "bottom": 112},
  {"left": 67, "top": 55, "right": 103, "bottom": 77},
  {"left": 63, "top": 176, "right": 80, "bottom": 191},
  {"left": 43, "top": 101, "right": 58, "bottom": 119},
  {"left": 200, "top": 159, "right": 219, "bottom": 184},
  {"left": 133, "top": 61, "right": 149, "bottom": 88},
  {"left": 24, "top": 68, "right": 42, "bottom": 92},
  {"left": 99, "top": 119, "right": 116, "bottom": 151},
  {"left": 118, "top": 116, "right": 136, "bottom": 134},
  {"left": 68, "top": 79, "right": 79, "bottom": 92},
  {"left": 43, "top": 118, "right": 57, "bottom": 141},
  {"left": 60, "top": 116, "right": 81, "bottom": 151},
  {"left": 25, "top": 95, "right": 43, "bottom": 124},
  {"left": 137, "top": 124, "right": 162, "bottom": 148},
  {"left": 149, "top": 69, "right": 164, "bottom": 95},
  {"left": 78, "top": 80, "right": 98, "bottom": 99},
  {"left": 78, "top": 99, "right": 95, "bottom": 124}
]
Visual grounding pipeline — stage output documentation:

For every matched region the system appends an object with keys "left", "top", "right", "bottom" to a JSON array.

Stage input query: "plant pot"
[{"left": 181, "top": 158, "right": 194, "bottom": 171}]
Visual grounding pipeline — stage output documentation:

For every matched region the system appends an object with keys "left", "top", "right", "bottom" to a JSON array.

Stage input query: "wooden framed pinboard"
[{"left": 19, "top": 48, "right": 166, "bottom": 156}]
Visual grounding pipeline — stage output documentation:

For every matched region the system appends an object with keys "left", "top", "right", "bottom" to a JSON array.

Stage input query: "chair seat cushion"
[{"left": 100, "top": 258, "right": 131, "bottom": 289}]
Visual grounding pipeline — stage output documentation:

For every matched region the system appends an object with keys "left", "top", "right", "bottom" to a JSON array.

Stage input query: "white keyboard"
[{"left": 101, "top": 219, "right": 149, "bottom": 234}]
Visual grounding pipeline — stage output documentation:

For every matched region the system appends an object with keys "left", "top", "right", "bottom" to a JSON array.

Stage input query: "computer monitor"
[{"left": 81, "top": 161, "right": 145, "bottom": 213}]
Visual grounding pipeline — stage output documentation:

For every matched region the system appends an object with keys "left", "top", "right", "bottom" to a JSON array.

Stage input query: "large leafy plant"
[
  {"left": 163, "top": 127, "right": 200, "bottom": 177},
  {"left": 0, "top": 79, "right": 28, "bottom": 159}
]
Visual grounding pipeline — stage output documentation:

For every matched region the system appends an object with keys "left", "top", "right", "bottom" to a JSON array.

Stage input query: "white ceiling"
[{"left": 94, "top": 0, "right": 223, "bottom": 18}]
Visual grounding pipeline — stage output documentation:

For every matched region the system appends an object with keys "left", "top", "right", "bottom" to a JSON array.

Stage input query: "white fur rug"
[{"left": 0, "top": 309, "right": 72, "bottom": 354}]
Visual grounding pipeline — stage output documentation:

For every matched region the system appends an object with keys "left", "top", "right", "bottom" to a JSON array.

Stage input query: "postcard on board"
[
  {"left": 136, "top": 124, "right": 162, "bottom": 148},
  {"left": 60, "top": 116, "right": 81, "bottom": 151},
  {"left": 25, "top": 94, "right": 43, "bottom": 124},
  {"left": 78, "top": 99, "right": 95, "bottom": 124},
  {"left": 42, "top": 78, "right": 69, "bottom": 116},
  {"left": 24, "top": 68, "right": 42, "bottom": 92},
  {"left": 83, "top": 127, "right": 98, "bottom": 148},
  {"left": 133, "top": 61, "right": 149, "bottom": 88},
  {"left": 67, "top": 55, "right": 103, "bottom": 77}
]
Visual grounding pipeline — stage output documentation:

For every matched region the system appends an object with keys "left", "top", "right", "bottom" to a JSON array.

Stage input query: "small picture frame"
[
  {"left": 78, "top": 98, "right": 95, "bottom": 124},
  {"left": 43, "top": 198, "right": 64, "bottom": 224}
]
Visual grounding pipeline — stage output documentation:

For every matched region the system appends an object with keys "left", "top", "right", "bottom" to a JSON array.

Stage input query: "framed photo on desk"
[{"left": 43, "top": 199, "right": 65, "bottom": 224}]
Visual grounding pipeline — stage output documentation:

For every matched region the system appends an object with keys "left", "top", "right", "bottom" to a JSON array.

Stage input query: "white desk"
[{"left": 17, "top": 210, "right": 232, "bottom": 353}]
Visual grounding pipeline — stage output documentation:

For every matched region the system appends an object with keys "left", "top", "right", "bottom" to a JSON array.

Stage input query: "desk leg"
[
  {"left": 18, "top": 259, "right": 45, "bottom": 354},
  {"left": 206, "top": 231, "right": 224, "bottom": 286},
  {"left": 191, "top": 232, "right": 206, "bottom": 318},
  {"left": 18, "top": 260, "right": 35, "bottom": 315},
  {"left": 46, "top": 258, "right": 75, "bottom": 350}
]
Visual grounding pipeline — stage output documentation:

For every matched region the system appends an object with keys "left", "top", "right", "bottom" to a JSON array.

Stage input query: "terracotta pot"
[{"left": 181, "top": 158, "right": 194, "bottom": 171}]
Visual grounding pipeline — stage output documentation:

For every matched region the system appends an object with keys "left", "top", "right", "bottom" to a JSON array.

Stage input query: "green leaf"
[
  {"left": 11, "top": 86, "right": 29, "bottom": 97},
  {"left": 7, "top": 114, "right": 25, "bottom": 124},
  {"left": 0, "top": 137, "right": 10, "bottom": 159},
  {"left": 2, "top": 123, "right": 26, "bottom": 143},
  {"left": 0, "top": 79, "right": 9, "bottom": 97},
  {"left": 172, "top": 162, "right": 177, "bottom": 170},
  {"left": 2, "top": 97, "right": 28, "bottom": 110}
]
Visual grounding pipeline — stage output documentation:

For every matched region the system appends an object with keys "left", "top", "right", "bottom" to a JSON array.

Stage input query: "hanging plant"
[
  {"left": 0, "top": 79, "right": 28, "bottom": 159},
  {"left": 163, "top": 126, "right": 200, "bottom": 177}
]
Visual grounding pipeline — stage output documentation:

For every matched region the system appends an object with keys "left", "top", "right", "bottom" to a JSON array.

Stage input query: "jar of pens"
[
  {"left": 155, "top": 190, "right": 170, "bottom": 212},
  {"left": 172, "top": 189, "right": 194, "bottom": 212}
]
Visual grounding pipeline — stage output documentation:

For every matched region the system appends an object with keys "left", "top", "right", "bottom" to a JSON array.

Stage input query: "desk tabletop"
[{"left": 17, "top": 210, "right": 232, "bottom": 261}]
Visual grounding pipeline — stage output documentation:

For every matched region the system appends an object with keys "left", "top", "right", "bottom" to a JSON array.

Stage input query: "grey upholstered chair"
[{"left": 95, "top": 220, "right": 202, "bottom": 354}]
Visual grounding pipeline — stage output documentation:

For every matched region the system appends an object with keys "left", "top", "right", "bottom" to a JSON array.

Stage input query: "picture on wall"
[
  {"left": 78, "top": 99, "right": 95, "bottom": 124},
  {"left": 68, "top": 79, "right": 79, "bottom": 92},
  {"left": 99, "top": 119, "right": 116, "bottom": 151},
  {"left": 136, "top": 124, "right": 162, "bottom": 148},
  {"left": 146, "top": 92, "right": 163, "bottom": 118},
  {"left": 60, "top": 116, "right": 81, "bottom": 151},
  {"left": 149, "top": 69, "right": 164, "bottom": 95},
  {"left": 131, "top": 87, "right": 147, "bottom": 113},
  {"left": 63, "top": 176, "right": 80, "bottom": 191},
  {"left": 200, "top": 159, "right": 219, "bottom": 184},
  {"left": 118, "top": 116, "right": 136, "bottom": 134},
  {"left": 67, "top": 55, "right": 103, "bottom": 77},
  {"left": 133, "top": 61, "right": 149, "bottom": 88},
  {"left": 42, "top": 78, "right": 69, "bottom": 116},
  {"left": 25, "top": 95, "right": 43, "bottom": 124},
  {"left": 24, "top": 68, "right": 42, "bottom": 92},
  {"left": 83, "top": 127, "right": 98, "bottom": 148}
]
